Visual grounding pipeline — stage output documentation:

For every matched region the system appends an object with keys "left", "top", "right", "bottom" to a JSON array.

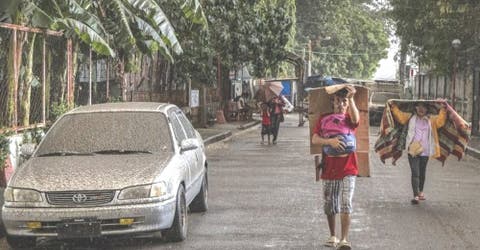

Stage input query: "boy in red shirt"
[{"left": 311, "top": 85, "right": 359, "bottom": 250}]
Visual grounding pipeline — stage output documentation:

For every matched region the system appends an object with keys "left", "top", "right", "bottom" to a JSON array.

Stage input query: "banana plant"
[
  {"left": 2, "top": 0, "right": 197, "bottom": 62},
  {"left": 0, "top": 0, "right": 207, "bottom": 122}
]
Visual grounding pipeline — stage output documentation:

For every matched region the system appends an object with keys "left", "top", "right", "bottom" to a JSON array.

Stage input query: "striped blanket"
[{"left": 374, "top": 100, "right": 471, "bottom": 165}]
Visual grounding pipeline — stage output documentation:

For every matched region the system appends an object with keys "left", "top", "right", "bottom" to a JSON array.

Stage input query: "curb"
[
  {"left": 203, "top": 120, "right": 261, "bottom": 146},
  {"left": 203, "top": 131, "right": 233, "bottom": 146},
  {"left": 465, "top": 146, "right": 480, "bottom": 160},
  {"left": 238, "top": 120, "right": 261, "bottom": 130}
]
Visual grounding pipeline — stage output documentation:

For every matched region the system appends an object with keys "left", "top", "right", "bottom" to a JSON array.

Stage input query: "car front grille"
[
  {"left": 46, "top": 190, "right": 115, "bottom": 206},
  {"left": 23, "top": 217, "right": 145, "bottom": 234}
]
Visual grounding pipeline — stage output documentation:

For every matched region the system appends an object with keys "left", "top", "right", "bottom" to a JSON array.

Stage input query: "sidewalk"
[
  {"left": 466, "top": 135, "right": 480, "bottom": 159},
  {"left": 196, "top": 118, "right": 261, "bottom": 146}
]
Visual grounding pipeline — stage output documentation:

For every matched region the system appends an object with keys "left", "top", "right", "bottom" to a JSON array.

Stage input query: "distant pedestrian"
[
  {"left": 260, "top": 103, "right": 271, "bottom": 144},
  {"left": 268, "top": 95, "right": 285, "bottom": 144},
  {"left": 311, "top": 86, "right": 359, "bottom": 250},
  {"left": 389, "top": 101, "right": 447, "bottom": 204}
]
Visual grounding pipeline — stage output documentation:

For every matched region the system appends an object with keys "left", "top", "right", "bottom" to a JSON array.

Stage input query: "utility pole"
[
  {"left": 298, "top": 47, "right": 307, "bottom": 127},
  {"left": 307, "top": 39, "right": 312, "bottom": 77},
  {"left": 88, "top": 47, "right": 92, "bottom": 106},
  {"left": 451, "top": 39, "right": 461, "bottom": 108}
]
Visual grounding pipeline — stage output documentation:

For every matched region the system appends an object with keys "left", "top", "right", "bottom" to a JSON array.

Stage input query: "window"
[
  {"left": 177, "top": 112, "right": 196, "bottom": 139},
  {"left": 169, "top": 110, "right": 187, "bottom": 144}
]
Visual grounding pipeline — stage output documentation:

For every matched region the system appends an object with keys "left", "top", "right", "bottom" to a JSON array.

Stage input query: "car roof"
[{"left": 68, "top": 102, "right": 174, "bottom": 114}]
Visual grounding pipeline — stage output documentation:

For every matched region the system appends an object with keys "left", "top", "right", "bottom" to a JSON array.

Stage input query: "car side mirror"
[
  {"left": 20, "top": 143, "right": 36, "bottom": 159},
  {"left": 180, "top": 138, "right": 199, "bottom": 153}
]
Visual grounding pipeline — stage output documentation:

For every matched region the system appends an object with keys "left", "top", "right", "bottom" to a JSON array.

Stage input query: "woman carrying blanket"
[{"left": 390, "top": 101, "right": 447, "bottom": 204}]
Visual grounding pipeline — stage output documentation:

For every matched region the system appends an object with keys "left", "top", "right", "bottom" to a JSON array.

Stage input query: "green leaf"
[
  {"left": 126, "top": 0, "right": 183, "bottom": 54},
  {"left": 56, "top": 18, "right": 115, "bottom": 57},
  {"left": 181, "top": 0, "right": 208, "bottom": 26}
]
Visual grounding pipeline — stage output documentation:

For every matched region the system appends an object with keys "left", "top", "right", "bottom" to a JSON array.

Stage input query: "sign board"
[
  {"left": 229, "top": 70, "right": 236, "bottom": 80},
  {"left": 190, "top": 89, "right": 199, "bottom": 108}
]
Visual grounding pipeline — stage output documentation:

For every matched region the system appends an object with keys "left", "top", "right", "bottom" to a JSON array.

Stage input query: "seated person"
[{"left": 235, "top": 95, "right": 250, "bottom": 120}]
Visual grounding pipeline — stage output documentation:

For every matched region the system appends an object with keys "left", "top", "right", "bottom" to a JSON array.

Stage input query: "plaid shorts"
[{"left": 322, "top": 175, "right": 356, "bottom": 215}]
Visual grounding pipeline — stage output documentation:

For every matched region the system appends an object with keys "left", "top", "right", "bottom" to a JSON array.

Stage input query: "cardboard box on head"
[{"left": 308, "top": 84, "right": 371, "bottom": 177}]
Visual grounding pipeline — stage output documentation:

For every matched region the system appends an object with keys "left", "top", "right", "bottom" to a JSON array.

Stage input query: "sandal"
[
  {"left": 418, "top": 194, "right": 426, "bottom": 200},
  {"left": 411, "top": 196, "right": 419, "bottom": 205},
  {"left": 324, "top": 236, "right": 339, "bottom": 247},
  {"left": 337, "top": 239, "right": 352, "bottom": 250}
]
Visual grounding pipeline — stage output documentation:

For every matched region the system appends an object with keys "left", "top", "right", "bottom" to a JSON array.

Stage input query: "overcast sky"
[{"left": 374, "top": 38, "right": 399, "bottom": 80}]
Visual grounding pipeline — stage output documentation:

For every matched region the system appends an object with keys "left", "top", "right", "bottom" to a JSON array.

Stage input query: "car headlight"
[
  {"left": 118, "top": 181, "right": 172, "bottom": 200},
  {"left": 150, "top": 182, "right": 169, "bottom": 197},
  {"left": 4, "top": 187, "right": 43, "bottom": 202}
]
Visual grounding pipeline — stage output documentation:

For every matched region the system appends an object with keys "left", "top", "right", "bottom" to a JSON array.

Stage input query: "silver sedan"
[{"left": 2, "top": 102, "right": 208, "bottom": 248}]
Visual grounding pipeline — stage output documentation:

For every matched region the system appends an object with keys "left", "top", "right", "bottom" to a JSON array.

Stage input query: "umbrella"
[
  {"left": 265, "top": 81, "right": 284, "bottom": 100},
  {"left": 254, "top": 81, "right": 284, "bottom": 102}
]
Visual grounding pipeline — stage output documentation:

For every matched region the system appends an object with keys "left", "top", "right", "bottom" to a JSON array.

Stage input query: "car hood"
[{"left": 9, "top": 153, "right": 173, "bottom": 191}]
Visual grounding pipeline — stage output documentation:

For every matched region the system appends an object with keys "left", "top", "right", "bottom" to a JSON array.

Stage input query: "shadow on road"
[{"left": 10, "top": 236, "right": 183, "bottom": 250}]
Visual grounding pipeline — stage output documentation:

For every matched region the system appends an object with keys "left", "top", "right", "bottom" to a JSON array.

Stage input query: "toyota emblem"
[{"left": 72, "top": 193, "right": 88, "bottom": 203}]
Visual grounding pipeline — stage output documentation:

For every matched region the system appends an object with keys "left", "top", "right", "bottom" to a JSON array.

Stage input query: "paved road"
[{"left": 1, "top": 114, "right": 480, "bottom": 249}]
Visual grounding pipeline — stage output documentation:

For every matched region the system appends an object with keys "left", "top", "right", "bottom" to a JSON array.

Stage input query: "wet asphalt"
[{"left": 1, "top": 114, "right": 480, "bottom": 249}]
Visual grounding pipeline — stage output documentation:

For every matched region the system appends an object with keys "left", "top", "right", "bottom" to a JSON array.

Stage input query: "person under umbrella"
[{"left": 268, "top": 95, "right": 285, "bottom": 144}]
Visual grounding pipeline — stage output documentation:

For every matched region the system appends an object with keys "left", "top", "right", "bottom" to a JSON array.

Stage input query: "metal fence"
[
  {"left": 414, "top": 72, "right": 471, "bottom": 119},
  {"left": 1, "top": 23, "right": 226, "bottom": 131},
  {"left": 0, "top": 23, "right": 74, "bottom": 130}
]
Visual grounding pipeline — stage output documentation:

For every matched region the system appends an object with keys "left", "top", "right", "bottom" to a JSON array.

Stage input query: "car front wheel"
[
  {"left": 163, "top": 185, "right": 187, "bottom": 242},
  {"left": 6, "top": 235, "right": 36, "bottom": 249}
]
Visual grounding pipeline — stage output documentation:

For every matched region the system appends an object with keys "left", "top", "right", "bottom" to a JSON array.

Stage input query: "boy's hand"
[
  {"left": 345, "top": 85, "right": 356, "bottom": 99},
  {"left": 329, "top": 136, "right": 346, "bottom": 151}
]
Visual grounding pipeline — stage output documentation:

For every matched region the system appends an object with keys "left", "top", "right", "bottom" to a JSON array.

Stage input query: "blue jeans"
[{"left": 407, "top": 155, "right": 429, "bottom": 197}]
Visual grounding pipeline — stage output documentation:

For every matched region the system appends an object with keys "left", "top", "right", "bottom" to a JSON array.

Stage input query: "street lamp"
[{"left": 451, "top": 39, "right": 461, "bottom": 106}]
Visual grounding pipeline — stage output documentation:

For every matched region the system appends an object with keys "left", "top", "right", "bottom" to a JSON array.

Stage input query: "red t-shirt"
[
  {"left": 262, "top": 112, "right": 271, "bottom": 125},
  {"left": 313, "top": 113, "right": 359, "bottom": 180}
]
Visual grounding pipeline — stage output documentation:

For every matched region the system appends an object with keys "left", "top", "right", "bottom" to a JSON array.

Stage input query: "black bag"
[{"left": 279, "top": 112, "right": 285, "bottom": 122}]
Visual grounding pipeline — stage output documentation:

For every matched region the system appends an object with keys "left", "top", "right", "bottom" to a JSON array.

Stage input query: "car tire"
[
  {"left": 6, "top": 235, "right": 36, "bottom": 249},
  {"left": 163, "top": 185, "right": 187, "bottom": 242},
  {"left": 190, "top": 173, "right": 208, "bottom": 212}
]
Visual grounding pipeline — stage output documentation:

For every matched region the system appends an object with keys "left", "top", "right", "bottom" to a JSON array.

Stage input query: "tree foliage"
[
  {"left": 253, "top": 0, "right": 296, "bottom": 78},
  {"left": 296, "top": 0, "right": 389, "bottom": 79},
  {"left": 390, "top": 0, "right": 480, "bottom": 74},
  {"left": 197, "top": 0, "right": 296, "bottom": 79}
]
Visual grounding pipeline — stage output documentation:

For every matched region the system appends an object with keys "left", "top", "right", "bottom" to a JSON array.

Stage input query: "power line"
[{"left": 291, "top": 48, "right": 387, "bottom": 56}]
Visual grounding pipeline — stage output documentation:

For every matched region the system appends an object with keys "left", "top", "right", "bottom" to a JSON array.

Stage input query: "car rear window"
[{"left": 36, "top": 111, "right": 173, "bottom": 156}]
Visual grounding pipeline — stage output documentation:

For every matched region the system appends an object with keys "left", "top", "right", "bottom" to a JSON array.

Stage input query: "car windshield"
[
  {"left": 372, "top": 93, "right": 400, "bottom": 104},
  {"left": 35, "top": 111, "right": 173, "bottom": 156}
]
